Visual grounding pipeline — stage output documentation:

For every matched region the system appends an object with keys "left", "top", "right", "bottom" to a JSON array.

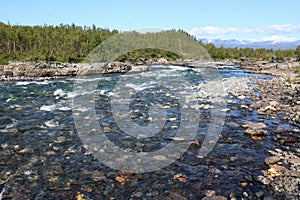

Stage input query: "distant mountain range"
[{"left": 200, "top": 39, "right": 300, "bottom": 50}]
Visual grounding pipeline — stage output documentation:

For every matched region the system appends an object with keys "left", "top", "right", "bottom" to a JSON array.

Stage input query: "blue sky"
[{"left": 1, "top": 0, "right": 300, "bottom": 42}]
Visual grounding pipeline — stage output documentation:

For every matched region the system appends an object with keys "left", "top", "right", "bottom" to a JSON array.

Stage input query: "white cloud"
[
  {"left": 190, "top": 24, "right": 300, "bottom": 41},
  {"left": 263, "top": 24, "right": 300, "bottom": 34},
  {"left": 190, "top": 26, "right": 240, "bottom": 37},
  {"left": 259, "top": 35, "right": 298, "bottom": 43}
]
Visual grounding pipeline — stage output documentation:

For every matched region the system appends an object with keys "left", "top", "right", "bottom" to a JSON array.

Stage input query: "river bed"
[{"left": 1, "top": 65, "right": 297, "bottom": 199}]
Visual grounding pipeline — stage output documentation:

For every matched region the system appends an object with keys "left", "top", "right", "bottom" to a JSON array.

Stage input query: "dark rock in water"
[
  {"left": 226, "top": 122, "right": 240, "bottom": 129},
  {"left": 201, "top": 196, "right": 227, "bottom": 200},
  {"left": 166, "top": 192, "right": 188, "bottom": 200}
]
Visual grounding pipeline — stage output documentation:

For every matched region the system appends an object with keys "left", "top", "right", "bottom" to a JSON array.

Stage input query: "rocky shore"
[
  {"left": 1, "top": 59, "right": 299, "bottom": 81},
  {"left": 247, "top": 75, "right": 300, "bottom": 199},
  {"left": 0, "top": 61, "right": 149, "bottom": 81},
  {"left": 192, "top": 71, "right": 300, "bottom": 199}
]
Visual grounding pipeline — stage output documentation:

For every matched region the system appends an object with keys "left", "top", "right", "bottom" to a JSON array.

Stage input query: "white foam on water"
[
  {"left": 32, "top": 80, "right": 50, "bottom": 85},
  {"left": 40, "top": 104, "right": 56, "bottom": 112},
  {"left": 74, "top": 107, "right": 90, "bottom": 112},
  {"left": 66, "top": 90, "right": 96, "bottom": 99},
  {"left": 9, "top": 104, "right": 21, "bottom": 109},
  {"left": 15, "top": 80, "right": 51, "bottom": 86},
  {"left": 107, "top": 91, "right": 115, "bottom": 97},
  {"left": 71, "top": 76, "right": 112, "bottom": 82},
  {"left": 163, "top": 65, "right": 190, "bottom": 71},
  {"left": 16, "top": 81, "right": 31, "bottom": 86},
  {"left": 54, "top": 89, "right": 67, "bottom": 99},
  {"left": 44, "top": 119, "right": 57, "bottom": 127},
  {"left": 98, "top": 89, "right": 108, "bottom": 95},
  {"left": 124, "top": 82, "right": 156, "bottom": 91},
  {"left": 58, "top": 106, "right": 72, "bottom": 111},
  {"left": 5, "top": 120, "right": 17, "bottom": 129}
]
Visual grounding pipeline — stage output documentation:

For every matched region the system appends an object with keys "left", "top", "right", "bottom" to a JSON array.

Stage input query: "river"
[{"left": 0, "top": 65, "right": 275, "bottom": 199}]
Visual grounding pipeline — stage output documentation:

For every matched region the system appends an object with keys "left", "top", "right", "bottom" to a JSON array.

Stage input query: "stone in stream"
[
  {"left": 243, "top": 122, "right": 268, "bottom": 135},
  {"left": 226, "top": 122, "right": 240, "bottom": 129},
  {"left": 166, "top": 192, "right": 188, "bottom": 200},
  {"left": 204, "top": 190, "right": 216, "bottom": 197},
  {"left": 201, "top": 196, "right": 227, "bottom": 200},
  {"left": 265, "top": 156, "right": 281, "bottom": 165}
]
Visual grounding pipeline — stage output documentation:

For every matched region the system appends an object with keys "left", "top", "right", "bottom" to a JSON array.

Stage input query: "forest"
[{"left": 0, "top": 22, "right": 299, "bottom": 65}]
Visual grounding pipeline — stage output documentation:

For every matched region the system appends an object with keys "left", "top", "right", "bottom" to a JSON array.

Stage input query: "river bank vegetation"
[{"left": 0, "top": 22, "right": 298, "bottom": 64}]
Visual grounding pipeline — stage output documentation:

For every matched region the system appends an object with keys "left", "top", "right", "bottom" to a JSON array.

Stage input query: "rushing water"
[{"left": 0, "top": 66, "right": 274, "bottom": 199}]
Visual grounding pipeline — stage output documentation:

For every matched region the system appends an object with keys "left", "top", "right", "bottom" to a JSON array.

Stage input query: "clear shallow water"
[{"left": 0, "top": 66, "right": 274, "bottom": 199}]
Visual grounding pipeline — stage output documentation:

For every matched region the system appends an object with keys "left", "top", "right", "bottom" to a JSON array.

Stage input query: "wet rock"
[
  {"left": 19, "top": 147, "right": 32, "bottom": 153},
  {"left": 201, "top": 196, "right": 227, "bottom": 200},
  {"left": 287, "top": 158, "right": 300, "bottom": 165},
  {"left": 209, "top": 166, "right": 221, "bottom": 174},
  {"left": 255, "top": 191, "right": 265, "bottom": 198},
  {"left": 56, "top": 136, "right": 67, "bottom": 143},
  {"left": 173, "top": 174, "right": 187, "bottom": 182},
  {"left": 243, "top": 122, "right": 268, "bottom": 135},
  {"left": 226, "top": 122, "right": 240, "bottom": 129},
  {"left": 167, "top": 192, "right": 187, "bottom": 200},
  {"left": 192, "top": 182, "right": 203, "bottom": 190},
  {"left": 265, "top": 156, "right": 281, "bottom": 165},
  {"left": 204, "top": 190, "right": 216, "bottom": 197},
  {"left": 240, "top": 105, "right": 248, "bottom": 109},
  {"left": 221, "top": 108, "right": 230, "bottom": 112},
  {"left": 240, "top": 182, "right": 248, "bottom": 187},
  {"left": 257, "top": 175, "right": 271, "bottom": 185},
  {"left": 132, "top": 192, "right": 143, "bottom": 198}
]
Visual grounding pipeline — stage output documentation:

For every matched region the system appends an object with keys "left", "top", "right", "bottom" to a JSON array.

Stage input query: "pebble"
[
  {"left": 243, "top": 192, "right": 248, "bottom": 197},
  {"left": 192, "top": 182, "right": 202, "bottom": 190},
  {"left": 167, "top": 192, "right": 187, "bottom": 200},
  {"left": 56, "top": 136, "right": 67, "bottom": 143},
  {"left": 205, "top": 190, "right": 216, "bottom": 197},
  {"left": 202, "top": 196, "right": 227, "bottom": 200},
  {"left": 226, "top": 122, "right": 240, "bottom": 129},
  {"left": 238, "top": 95, "right": 246, "bottom": 100},
  {"left": 288, "top": 158, "right": 300, "bottom": 165},
  {"left": 240, "top": 182, "right": 248, "bottom": 187},
  {"left": 241, "top": 105, "right": 248, "bottom": 109},
  {"left": 1, "top": 143, "right": 8, "bottom": 149},
  {"left": 221, "top": 108, "right": 230, "bottom": 112},
  {"left": 153, "top": 155, "right": 167, "bottom": 161},
  {"left": 19, "top": 147, "right": 31, "bottom": 153},
  {"left": 255, "top": 191, "right": 265, "bottom": 198}
]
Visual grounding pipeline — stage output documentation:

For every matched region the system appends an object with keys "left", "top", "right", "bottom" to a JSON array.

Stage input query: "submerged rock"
[{"left": 243, "top": 122, "right": 268, "bottom": 136}]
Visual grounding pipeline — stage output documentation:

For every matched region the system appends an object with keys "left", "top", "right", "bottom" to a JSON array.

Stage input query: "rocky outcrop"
[
  {"left": 0, "top": 61, "right": 148, "bottom": 80},
  {"left": 240, "top": 60, "right": 300, "bottom": 71},
  {"left": 0, "top": 61, "right": 78, "bottom": 79},
  {"left": 76, "top": 62, "right": 148, "bottom": 75}
]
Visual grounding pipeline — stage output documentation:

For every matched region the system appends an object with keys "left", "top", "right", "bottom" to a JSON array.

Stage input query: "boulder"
[{"left": 12, "top": 64, "right": 26, "bottom": 76}]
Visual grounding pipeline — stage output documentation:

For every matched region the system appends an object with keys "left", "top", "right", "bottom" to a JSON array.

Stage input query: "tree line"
[
  {"left": 0, "top": 22, "right": 118, "bottom": 64},
  {"left": 0, "top": 22, "right": 298, "bottom": 65}
]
